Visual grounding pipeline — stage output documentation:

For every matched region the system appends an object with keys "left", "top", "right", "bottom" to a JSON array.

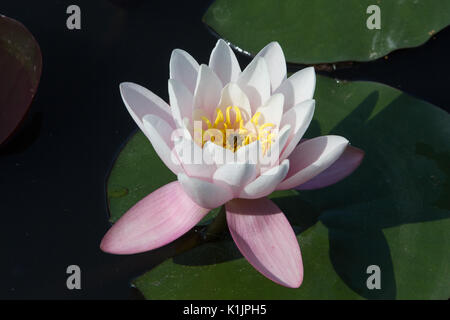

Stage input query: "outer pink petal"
[
  {"left": 100, "top": 181, "right": 209, "bottom": 254},
  {"left": 296, "top": 144, "right": 364, "bottom": 190},
  {"left": 226, "top": 198, "right": 303, "bottom": 288}
]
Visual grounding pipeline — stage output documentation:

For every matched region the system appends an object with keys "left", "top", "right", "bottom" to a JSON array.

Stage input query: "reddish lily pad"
[
  {"left": 107, "top": 75, "right": 450, "bottom": 299},
  {"left": 0, "top": 15, "right": 42, "bottom": 146}
]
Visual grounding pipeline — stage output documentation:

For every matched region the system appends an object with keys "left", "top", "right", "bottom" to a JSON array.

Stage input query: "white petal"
[
  {"left": 273, "top": 124, "right": 292, "bottom": 157},
  {"left": 209, "top": 39, "right": 241, "bottom": 85},
  {"left": 217, "top": 83, "right": 252, "bottom": 122},
  {"left": 193, "top": 64, "right": 223, "bottom": 118},
  {"left": 253, "top": 93, "right": 284, "bottom": 128},
  {"left": 177, "top": 173, "right": 234, "bottom": 209},
  {"left": 275, "top": 67, "right": 316, "bottom": 112},
  {"left": 255, "top": 42, "right": 287, "bottom": 92},
  {"left": 203, "top": 141, "right": 236, "bottom": 166},
  {"left": 142, "top": 115, "right": 182, "bottom": 175},
  {"left": 277, "top": 135, "right": 349, "bottom": 190},
  {"left": 174, "top": 137, "right": 216, "bottom": 180},
  {"left": 168, "top": 79, "right": 193, "bottom": 128},
  {"left": 279, "top": 99, "right": 315, "bottom": 161},
  {"left": 237, "top": 57, "right": 271, "bottom": 114},
  {"left": 236, "top": 140, "right": 260, "bottom": 165},
  {"left": 240, "top": 159, "right": 290, "bottom": 199},
  {"left": 213, "top": 162, "right": 258, "bottom": 196},
  {"left": 259, "top": 124, "right": 291, "bottom": 173},
  {"left": 119, "top": 82, "right": 174, "bottom": 130},
  {"left": 170, "top": 49, "right": 199, "bottom": 93}
]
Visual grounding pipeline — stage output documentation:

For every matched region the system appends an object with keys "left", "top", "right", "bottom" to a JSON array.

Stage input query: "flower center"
[{"left": 195, "top": 105, "right": 277, "bottom": 153}]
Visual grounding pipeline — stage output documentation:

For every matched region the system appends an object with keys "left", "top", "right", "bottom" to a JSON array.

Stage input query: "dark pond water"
[{"left": 0, "top": 0, "right": 449, "bottom": 299}]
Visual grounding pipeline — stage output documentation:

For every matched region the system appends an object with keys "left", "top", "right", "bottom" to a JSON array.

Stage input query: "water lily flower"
[{"left": 101, "top": 39, "right": 364, "bottom": 288}]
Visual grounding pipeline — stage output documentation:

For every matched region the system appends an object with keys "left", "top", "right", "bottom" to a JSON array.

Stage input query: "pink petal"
[
  {"left": 226, "top": 198, "right": 303, "bottom": 288},
  {"left": 277, "top": 135, "right": 349, "bottom": 190},
  {"left": 296, "top": 144, "right": 364, "bottom": 190},
  {"left": 100, "top": 181, "right": 209, "bottom": 254}
]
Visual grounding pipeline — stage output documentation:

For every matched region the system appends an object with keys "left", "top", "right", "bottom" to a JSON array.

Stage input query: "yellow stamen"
[
  {"left": 203, "top": 128, "right": 223, "bottom": 146},
  {"left": 201, "top": 116, "right": 213, "bottom": 129},
  {"left": 197, "top": 105, "right": 277, "bottom": 153},
  {"left": 233, "top": 106, "right": 242, "bottom": 124},
  {"left": 214, "top": 109, "right": 224, "bottom": 128},
  {"left": 239, "top": 119, "right": 245, "bottom": 130},
  {"left": 259, "top": 123, "right": 275, "bottom": 132},
  {"left": 251, "top": 112, "right": 261, "bottom": 126},
  {"left": 258, "top": 123, "right": 275, "bottom": 141}
]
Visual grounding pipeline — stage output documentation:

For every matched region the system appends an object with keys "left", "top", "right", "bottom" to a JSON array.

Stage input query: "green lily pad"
[
  {"left": 203, "top": 0, "right": 450, "bottom": 64},
  {"left": 134, "top": 222, "right": 363, "bottom": 299},
  {"left": 107, "top": 75, "right": 450, "bottom": 299},
  {"left": 107, "top": 130, "right": 175, "bottom": 223}
]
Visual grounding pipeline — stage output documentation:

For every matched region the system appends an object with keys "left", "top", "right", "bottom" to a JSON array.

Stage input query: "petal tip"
[
  {"left": 170, "top": 48, "right": 183, "bottom": 58},
  {"left": 285, "top": 276, "right": 303, "bottom": 289},
  {"left": 216, "top": 38, "right": 228, "bottom": 47},
  {"left": 99, "top": 231, "right": 126, "bottom": 255},
  {"left": 268, "top": 41, "right": 282, "bottom": 49},
  {"left": 99, "top": 236, "right": 112, "bottom": 253},
  {"left": 119, "top": 81, "right": 130, "bottom": 89},
  {"left": 119, "top": 81, "right": 137, "bottom": 96}
]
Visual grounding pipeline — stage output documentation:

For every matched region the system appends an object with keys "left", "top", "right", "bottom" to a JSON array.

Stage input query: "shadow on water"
[{"left": 169, "top": 90, "right": 449, "bottom": 300}]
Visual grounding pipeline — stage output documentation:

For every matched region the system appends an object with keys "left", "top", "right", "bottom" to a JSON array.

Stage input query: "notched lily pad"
[{"left": 203, "top": 0, "right": 450, "bottom": 64}]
